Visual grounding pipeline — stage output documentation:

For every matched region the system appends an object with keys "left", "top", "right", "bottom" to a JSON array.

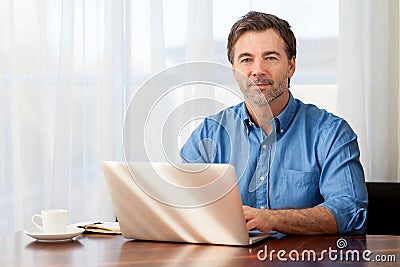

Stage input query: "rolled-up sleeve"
[{"left": 317, "top": 120, "right": 368, "bottom": 234}]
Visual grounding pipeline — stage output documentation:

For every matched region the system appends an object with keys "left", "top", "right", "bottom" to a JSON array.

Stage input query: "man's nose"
[{"left": 251, "top": 59, "right": 266, "bottom": 77}]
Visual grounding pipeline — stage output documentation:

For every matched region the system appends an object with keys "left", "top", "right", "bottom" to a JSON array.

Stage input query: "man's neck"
[
  {"left": 244, "top": 90, "right": 290, "bottom": 134},
  {"left": 269, "top": 90, "right": 290, "bottom": 117}
]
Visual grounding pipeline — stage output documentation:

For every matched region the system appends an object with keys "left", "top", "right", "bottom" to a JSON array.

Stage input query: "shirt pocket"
[{"left": 277, "top": 168, "right": 321, "bottom": 209}]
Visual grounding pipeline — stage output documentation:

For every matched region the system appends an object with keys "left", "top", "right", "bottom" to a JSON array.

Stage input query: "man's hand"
[
  {"left": 243, "top": 205, "right": 274, "bottom": 232},
  {"left": 242, "top": 205, "right": 338, "bottom": 235}
]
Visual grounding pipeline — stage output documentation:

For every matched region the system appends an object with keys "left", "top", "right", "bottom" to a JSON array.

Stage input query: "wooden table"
[{"left": 1, "top": 231, "right": 399, "bottom": 266}]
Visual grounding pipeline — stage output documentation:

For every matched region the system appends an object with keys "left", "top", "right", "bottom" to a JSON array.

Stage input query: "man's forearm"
[{"left": 267, "top": 206, "right": 338, "bottom": 235}]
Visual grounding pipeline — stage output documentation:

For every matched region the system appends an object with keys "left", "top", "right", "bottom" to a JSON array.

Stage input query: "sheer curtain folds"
[
  {"left": 0, "top": 0, "right": 216, "bottom": 236},
  {"left": 0, "top": 0, "right": 125, "bottom": 235},
  {"left": 337, "top": 0, "right": 400, "bottom": 182}
]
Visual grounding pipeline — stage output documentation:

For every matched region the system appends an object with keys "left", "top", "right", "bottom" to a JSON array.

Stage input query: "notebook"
[{"left": 102, "top": 161, "right": 274, "bottom": 246}]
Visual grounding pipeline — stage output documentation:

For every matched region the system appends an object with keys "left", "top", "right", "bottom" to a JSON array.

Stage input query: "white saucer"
[{"left": 24, "top": 225, "right": 85, "bottom": 242}]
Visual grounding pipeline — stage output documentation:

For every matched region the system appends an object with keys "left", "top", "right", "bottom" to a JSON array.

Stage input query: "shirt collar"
[
  {"left": 238, "top": 91, "right": 298, "bottom": 136},
  {"left": 275, "top": 91, "right": 298, "bottom": 135}
]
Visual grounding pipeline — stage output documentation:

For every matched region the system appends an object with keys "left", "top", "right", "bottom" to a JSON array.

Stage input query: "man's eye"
[
  {"left": 241, "top": 58, "right": 250, "bottom": 63},
  {"left": 266, "top": 56, "right": 277, "bottom": 61}
]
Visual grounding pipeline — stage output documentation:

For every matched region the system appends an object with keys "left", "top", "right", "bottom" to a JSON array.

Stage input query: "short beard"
[{"left": 240, "top": 76, "right": 287, "bottom": 106}]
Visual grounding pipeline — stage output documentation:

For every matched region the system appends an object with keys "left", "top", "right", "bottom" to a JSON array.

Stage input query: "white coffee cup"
[{"left": 32, "top": 209, "right": 69, "bottom": 233}]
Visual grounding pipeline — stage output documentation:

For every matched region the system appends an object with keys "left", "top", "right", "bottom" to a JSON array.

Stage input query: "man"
[{"left": 180, "top": 11, "right": 368, "bottom": 235}]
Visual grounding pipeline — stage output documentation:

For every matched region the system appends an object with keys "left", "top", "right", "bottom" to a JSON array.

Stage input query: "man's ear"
[{"left": 288, "top": 56, "right": 296, "bottom": 78}]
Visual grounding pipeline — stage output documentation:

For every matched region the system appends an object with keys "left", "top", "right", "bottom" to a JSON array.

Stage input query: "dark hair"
[{"left": 227, "top": 11, "right": 297, "bottom": 65}]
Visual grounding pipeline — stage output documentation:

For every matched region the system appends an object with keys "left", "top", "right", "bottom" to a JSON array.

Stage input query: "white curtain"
[
  {"left": 0, "top": 0, "right": 128, "bottom": 235},
  {"left": 0, "top": 0, "right": 216, "bottom": 236},
  {"left": 337, "top": 0, "right": 400, "bottom": 182}
]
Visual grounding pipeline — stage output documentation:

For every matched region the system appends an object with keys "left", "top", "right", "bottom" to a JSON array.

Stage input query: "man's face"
[{"left": 232, "top": 29, "right": 296, "bottom": 106}]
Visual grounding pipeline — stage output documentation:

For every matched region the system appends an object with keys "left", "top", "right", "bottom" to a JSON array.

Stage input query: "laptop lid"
[{"left": 102, "top": 161, "right": 272, "bottom": 246}]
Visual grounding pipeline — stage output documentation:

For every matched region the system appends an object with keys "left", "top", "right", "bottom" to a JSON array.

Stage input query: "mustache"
[{"left": 247, "top": 77, "right": 273, "bottom": 86}]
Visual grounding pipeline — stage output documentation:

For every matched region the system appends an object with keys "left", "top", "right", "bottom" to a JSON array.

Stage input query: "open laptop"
[{"left": 102, "top": 161, "right": 274, "bottom": 246}]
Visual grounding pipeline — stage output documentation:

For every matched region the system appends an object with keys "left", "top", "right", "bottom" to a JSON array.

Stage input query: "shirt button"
[
  {"left": 260, "top": 176, "right": 265, "bottom": 181},
  {"left": 260, "top": 205, "right": 265, "bottom": 209},
  {"left": 262, "top": 144, "right": 267, "bottom": 150},
  {"left": 280, "top": 129, "right": 284, "bottom": 133}
]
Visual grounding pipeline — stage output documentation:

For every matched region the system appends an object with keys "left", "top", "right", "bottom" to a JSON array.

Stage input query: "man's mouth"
[
  {"left": 255, "top": 83, "right": 270, "bottom": 87},
  {"left": 248, "top": 78, "right": 273, "bottom": 88},
  {"left": 250, "top": 83, "right": 272, "bottom": 91}
]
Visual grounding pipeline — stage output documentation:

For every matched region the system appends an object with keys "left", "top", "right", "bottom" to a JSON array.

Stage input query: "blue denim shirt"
[{"left": 180, "top": 92, "right": 368, "bottom": 234}]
